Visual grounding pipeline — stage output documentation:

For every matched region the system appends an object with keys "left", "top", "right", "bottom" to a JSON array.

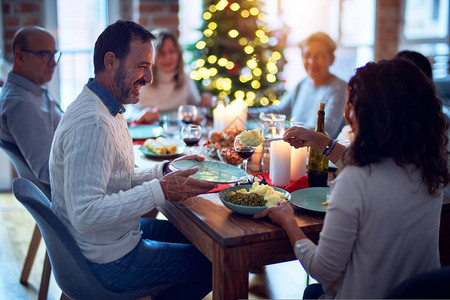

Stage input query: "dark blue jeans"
[{"left": 88, "top": 219, "right": 212, "bottom": 300}]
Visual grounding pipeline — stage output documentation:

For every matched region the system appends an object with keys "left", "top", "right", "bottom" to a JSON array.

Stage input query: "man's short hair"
[
  {"left": 12, "top": 26, "right": 52, "bottom": 53},
  {"left": 299, "top": 32, "right": 337, "bottom": 54},
  {"left": 93, "top": 20, "right": 156, "bottom": 74}
]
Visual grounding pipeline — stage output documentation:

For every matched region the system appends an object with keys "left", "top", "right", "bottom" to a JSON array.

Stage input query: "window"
[
  {"left": 272, "top": 0, "right": 375, "bottom": 86},
  {"left": 404, "top": 0, "right": 448, "bottom": 40},
  {"left": 56, "top": 0, "right": 108, "bottom": 110},
  {"left": 400, "top": 0, "right": 450, "bottom": 78},
  {"left": 179, "top": 0, "right": 376, "bottom": 89}
]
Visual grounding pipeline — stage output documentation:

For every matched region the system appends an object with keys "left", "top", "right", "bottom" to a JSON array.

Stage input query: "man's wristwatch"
[{"left": 162, "top": 162, "right": 171, "bottom": 175}]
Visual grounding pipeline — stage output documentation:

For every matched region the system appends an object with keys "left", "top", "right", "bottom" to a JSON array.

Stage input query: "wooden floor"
[{"left": 0, "top": 191, "right": 315, "bottom": 300}]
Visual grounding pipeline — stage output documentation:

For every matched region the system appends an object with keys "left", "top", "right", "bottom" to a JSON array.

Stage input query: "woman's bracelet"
[{"left": 322, "top": 139, "right": 338, "bottom": 157}]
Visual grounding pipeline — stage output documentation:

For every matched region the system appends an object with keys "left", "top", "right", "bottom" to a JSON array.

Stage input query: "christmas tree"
[{"left": 189, "top": 0, "right": 287, "bottom": 108}]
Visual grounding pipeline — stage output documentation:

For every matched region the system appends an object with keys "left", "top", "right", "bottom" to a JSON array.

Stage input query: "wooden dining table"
[{"left": 133, "top": 145, "right": 325, "bottom": 300}]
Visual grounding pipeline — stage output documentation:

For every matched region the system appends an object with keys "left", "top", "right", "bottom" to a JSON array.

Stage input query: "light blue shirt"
[
  {"left": 0, "top": 71, "right": 62, "bottom": 185},
  {"left": 86, "top": 78, "right": 125, "bottom": 116},
  {"left": 277, "top": 75, "right": 347, "bottom": 138}
]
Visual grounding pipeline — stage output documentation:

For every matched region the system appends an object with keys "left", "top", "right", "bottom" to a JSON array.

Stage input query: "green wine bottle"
[{"left": 307, "top": 102, "right": 329, "bottom": 187}]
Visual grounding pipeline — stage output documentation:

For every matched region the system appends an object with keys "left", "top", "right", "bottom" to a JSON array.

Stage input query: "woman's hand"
[
  {"left": 254, "top": 200, "right": 308, "bottom": 246},
  {"left": 200, "top": 93, "right": 213, "bottom": 108},
  {"left": 284, "top": 126, "right": 331, "bottom": 153},
  {"left": 136, "top": 107, "right": 160, "bottom": 124},
  {"left": 254, "top": 200, "right": 295, "bottom": 229}
]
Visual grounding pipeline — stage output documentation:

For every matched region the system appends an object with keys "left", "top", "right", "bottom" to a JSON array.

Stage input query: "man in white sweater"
[{"left": 50, "top": 20, "right": 216, "bottom": 299}]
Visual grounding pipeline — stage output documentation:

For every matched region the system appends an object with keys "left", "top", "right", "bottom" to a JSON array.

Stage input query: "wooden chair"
[
  {"left": 12, "top": 178, "right": 168, "bottom": 299},
  {"left": 0, "top": 139, "right": 51, "bottom": 299}
]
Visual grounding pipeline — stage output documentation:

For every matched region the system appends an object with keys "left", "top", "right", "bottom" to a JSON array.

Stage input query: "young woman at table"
[
  {"left": 125, "top": 29, "right": 211, "bottom": 124},
  {"left": 255, "top": 59, "right": 449, "bottom": 298}
]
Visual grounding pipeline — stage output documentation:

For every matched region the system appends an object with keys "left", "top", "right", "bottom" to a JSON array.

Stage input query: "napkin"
[
  {"left": 206, "top": 174, "right": 309, "bottom": 194},
  {"left": 208, "top": 183, "right": 231, "bottom": 193},
  {"left": 284, "top": 176, "right": 309, "bottom": 193},
  {"left": 133, "top": 139, "right": 146, "bottom": 145},
  {"left": 259, "top": 173, "right": 308, "bottom": 192}
]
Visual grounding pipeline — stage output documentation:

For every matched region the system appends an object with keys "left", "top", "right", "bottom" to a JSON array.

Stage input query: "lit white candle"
[
  {"left": 290, "top": 146, "right": 307, "bottom": 181},
  {"left": 223, "top": 104, "right": 233, "bottom": 128},
  {"left": 270, "top": 140, "right": 291, "bottom": 186},
  {"left": 234, "top": 98, "right": 248, "bottom": 130},
  {"left": 223, "top": 99, "right": 247, "bottom": 129},
  {"left": 213, "top": 103, "right": 225, "bottom": 131}
]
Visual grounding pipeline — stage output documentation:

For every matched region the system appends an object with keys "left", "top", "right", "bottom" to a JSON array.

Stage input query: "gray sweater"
[{"left": 295, "top": 159, "right": 442, "bottom": 298}]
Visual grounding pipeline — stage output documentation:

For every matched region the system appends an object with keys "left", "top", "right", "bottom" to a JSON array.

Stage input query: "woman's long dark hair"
[{"left": 343, "top": 59, "right": 449, "bottom": 195}]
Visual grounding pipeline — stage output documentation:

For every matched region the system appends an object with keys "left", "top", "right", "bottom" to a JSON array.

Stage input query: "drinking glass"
[
  {"left": 181, "top": 124, "right": 202, "bottom": 154},
  {"left": 178, "top": 105, "right": 198, "bottom": 126},
  {"left": 234, "top": 134, "right": 255, "bottom": 173}
]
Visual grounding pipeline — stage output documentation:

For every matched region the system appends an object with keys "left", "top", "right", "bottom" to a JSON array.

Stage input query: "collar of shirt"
[
  {"left": 86, "top": 78, "right": 126, "bottom": 116},
  {"left": 7, "top": 71, "right": 46, "bottom": 96}
]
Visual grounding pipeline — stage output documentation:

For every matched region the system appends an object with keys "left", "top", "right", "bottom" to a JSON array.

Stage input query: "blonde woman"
[{"left": 126, "top": 29, "right": 211, "bottom": 124}]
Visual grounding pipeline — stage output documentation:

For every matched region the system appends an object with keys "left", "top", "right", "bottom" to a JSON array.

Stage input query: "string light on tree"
[{"left": 190, "top": 0, "right": 287, "bottom": 107}]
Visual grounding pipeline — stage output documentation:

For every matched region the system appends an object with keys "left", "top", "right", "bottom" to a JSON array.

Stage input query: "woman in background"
[
  {"left": 256, "top": 59, "right": 449, "bottom": 298},
  {"left": 126, "top": 29, "right": 210, "bottom": 124}
]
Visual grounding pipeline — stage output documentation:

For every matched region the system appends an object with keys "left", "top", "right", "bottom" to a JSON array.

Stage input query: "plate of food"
[
  {"left": 139, "top": 137, "right": 185, "bottom": 158},
  {"left": 219, "top": 182, "right": 291, "bottom": 216},
  {"left": 170, "top": 159, "right": 247, "bottom": 183},
  {"left": 204, "top": 127, "right": 243, "bottom": 159},
  {"left": 128, "top": 125, "right": 163, "bottom": 140},
  {"left": 289, "top": 187, "right": 330, "bottom": 213}
]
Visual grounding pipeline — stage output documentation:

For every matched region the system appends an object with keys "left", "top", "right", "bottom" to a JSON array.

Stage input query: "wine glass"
[
  {"left": 234, "top": 134, "right": 255, "bottom": 173},
  {"left": 181, "top": 124, "right": 202, "bottom": 154},
  {"left": 178, "top": 105, "right": 198, "bottom": 126}
]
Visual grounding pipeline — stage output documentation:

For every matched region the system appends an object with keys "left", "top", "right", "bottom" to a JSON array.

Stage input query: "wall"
[
  {"left": 1, "top": 0, "right": 180, "bottom": 63},
  {"left": 138, "top": 0, "right": 179, "bottom": 33},
  {"left": 2, "top": 0, "right": 45, "bottom": 62},
  {"left": 374, "top": 0, "right": 402, "bottom": 60}
]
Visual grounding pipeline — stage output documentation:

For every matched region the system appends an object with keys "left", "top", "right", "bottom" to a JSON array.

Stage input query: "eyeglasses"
[{"left": 21, "top": 49, "right": 62, "bottom": 65}]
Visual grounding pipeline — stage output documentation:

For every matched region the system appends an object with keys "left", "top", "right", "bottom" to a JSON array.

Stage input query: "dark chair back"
[
  {"left": 0, "top": 139, "right": 50, "bottom": 198},
  {"left": 12, "top": 178, "right": 168, "bottom": 299},
  {"left": 386, "top": 266, "right": 450, "bottom": 299}
]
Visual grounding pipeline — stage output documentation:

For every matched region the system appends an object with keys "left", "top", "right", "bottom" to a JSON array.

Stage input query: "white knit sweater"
[{"left": 50, "top": 85, "right": 167, "bottom": 263}]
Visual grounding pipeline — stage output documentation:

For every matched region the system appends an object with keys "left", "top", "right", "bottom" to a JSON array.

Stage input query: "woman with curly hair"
[{"left": 255, "top": 59, "right": 449, "bottom": 298}]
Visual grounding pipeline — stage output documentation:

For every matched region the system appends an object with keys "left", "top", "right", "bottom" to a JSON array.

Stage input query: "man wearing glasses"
[{"left": 0, "top": 26, "right": 62, "bottom": 186}]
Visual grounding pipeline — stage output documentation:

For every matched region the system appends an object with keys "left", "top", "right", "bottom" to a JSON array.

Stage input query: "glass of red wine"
[
  {"left": 181, "top": 124, "right": 202, "bottom": 154},
  {"left": 178, "top": 105, "right": 198, "bottom": 126},
  {"left": 234, "top": 134, "right": 255, "bottom": 173}
]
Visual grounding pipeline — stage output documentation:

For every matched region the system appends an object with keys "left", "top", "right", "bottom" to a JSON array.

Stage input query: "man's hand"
[
  {"left": 164, "top": 154, "right": 206, "bottom": 175},
  {"left": 159, "top": 167, "right": 217, "bottom": 201}
]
